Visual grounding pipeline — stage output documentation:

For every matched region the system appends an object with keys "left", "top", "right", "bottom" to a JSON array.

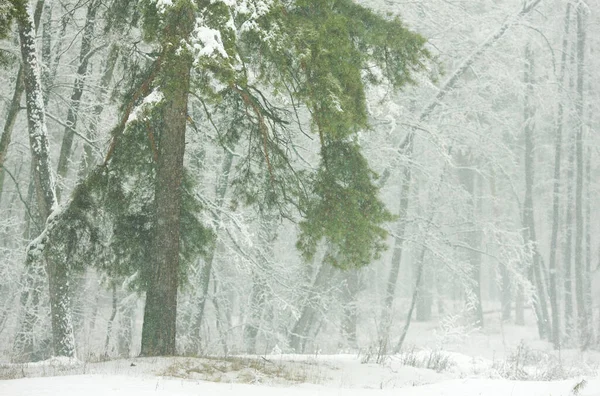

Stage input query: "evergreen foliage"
[
  {"left": 0, "top": 0, "right": 16, "bottom": 40},
  {"left": 44, "top": 0, "right": 431, "bottom": 275}
]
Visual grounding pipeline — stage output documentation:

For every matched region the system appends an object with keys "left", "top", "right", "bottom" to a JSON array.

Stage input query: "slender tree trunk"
[
  {"left": 191, "top": 149, "right": 233, "bottom": 352},
  {"left": 244, "top": 214, "right": 277, "bottom": 354},
  {"left": 522, "top": 43, "right": 551, "bottom": 339},
  {"left": 548, "top": 2, "right": 572, "bottom": 350},
  {"left": 490, "top": 173, "right": 512, "bottom": 321},
  {"left": 574, "top": 5, "right": 589, "bottom": 348},
  {"left": 394, "top": 245, "right": 427, "bottom": 353},
  {"left": 117, "top": 293, "right": 136, "bottom": 358},
  {"left": 79, "top": 44, "right": 120, "bottom": 177},
  {"left": 340, "top": 269, "right": 361, "bottom": 349},
  {"left": 55, "top": 0, "right": 99, "bottom": 200},
  {"left": 104, "top": 282, "right": 118, "bottom": 356},
  {"left": 584, "top": 146, "right": 592, "bottom": 345},
  {"left": 289, "top": 261, "right": 334, "bottom": 352},
  {"left": 456, "top": 152, "right": 483, "bottom": 327},
  {"left": 564, "top": 137, "right": 575, "bottom": 337},
  {"left": 380, "top": 160, "right": 412, "bottom": 351}
]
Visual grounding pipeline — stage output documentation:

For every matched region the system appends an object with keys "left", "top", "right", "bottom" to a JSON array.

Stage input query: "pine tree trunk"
[
  {"left": 140, "top": 4, "right": 194, "bottom": 356},
  {"left": 574, "top": 5, "right": 589, "bottom": 348}
]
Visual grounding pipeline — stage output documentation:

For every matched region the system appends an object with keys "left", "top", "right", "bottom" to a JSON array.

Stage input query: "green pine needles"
[{"left": 35, "top": 0, "right": 432, "bottom": 288}]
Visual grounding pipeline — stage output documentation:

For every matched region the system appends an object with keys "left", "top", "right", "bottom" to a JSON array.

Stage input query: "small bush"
[
  {"left": 493, "top": 342, "right": 597, "bottom": 381},
  {"left": 0, "top": 364, "right": 25, "bottom": 380},
  {"left": 396, "top": 347, "right": 454, "bottom": 372}
]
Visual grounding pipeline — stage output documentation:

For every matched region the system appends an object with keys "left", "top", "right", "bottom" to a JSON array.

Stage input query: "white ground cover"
[
  {"left": 1, "top": 351, "right": 599, "bottom": 396},
  {"left": 2, "top": 319, "right": 600, "bottom": 395}
]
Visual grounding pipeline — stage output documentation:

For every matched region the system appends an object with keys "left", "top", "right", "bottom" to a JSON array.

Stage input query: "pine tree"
[{"left": 29, "top": 0, "right": 431, "bottom": 356}]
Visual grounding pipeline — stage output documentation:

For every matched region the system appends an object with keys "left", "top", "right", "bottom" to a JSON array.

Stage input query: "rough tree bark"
[
  {"left": 0, "top": 0, "right": 44, "bottom": 202},
  {"left": 140, "top": 3, "right": 194, "bottom": 356},
  {"left": 12, "top": 0, "right": 76, "bottom": 357}
]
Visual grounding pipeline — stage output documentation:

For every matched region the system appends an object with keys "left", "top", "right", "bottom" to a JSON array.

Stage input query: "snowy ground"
[{"left": 2, "top": 320, "right": 600, "bottom": 395}]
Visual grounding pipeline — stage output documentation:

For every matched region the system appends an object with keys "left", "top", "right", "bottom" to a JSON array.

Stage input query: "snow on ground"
[
  {"left": 1, "top": 351, "right": 599, "bottom": 396},
  {"left": 2, "top": 370, "right": 599, "bottom": 396},
  {"left": 3, "top": 318, "right": 600, "bottom": 395}
]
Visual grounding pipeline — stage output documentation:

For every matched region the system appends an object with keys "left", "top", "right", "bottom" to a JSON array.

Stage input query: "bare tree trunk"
[
  {"left": 548, "top": 2, "right": 572, "bottom": 350},
  {"left": 79, "top": 44, "right": 120, "bottom": 177},
  {"left": 574, "top": 5, "right": 589, "bottom": 349},
  {"left": 394, "top": 245, "right": 427, "bottom": 353},
  {"left": 12, "top": 263, "right": 44, "bottom": 362},
  {"left": 244, "top": 214, "right": 277, "bottom": 354},
  {"left": 456, "top": 152, "right": 484, "bottom": 327},
  {"left": 55, "top": 0, "right": 100, "bottom": 200},
  {"left": 0, "top": 0, "right": 45, "bottom": 202},
  {"left": 13, "top": 0, "right": 76, "bottom": 358},
  {"left": 340, "top": 269, "right": 361, "bottom": 349},
  {"left": 191, "top": 149, "right": 233, "bottom": 352},
  {"left": 117, "top": 293, "right": 136, "bottom": 358},
  {"left": 289, "top": 262, "right": 334, "bottom": 352},
  {"left": 564, "top": 137, "right": 575, "bottom": 337},
  {"left": 379, "top": 161, "right": 411, "bottom": 352},
  {"left": 489, "top": 173, "right": 512, "bottom": 321},
  {"left": 522, "top": 43, "right": 551, "bottom": 339},
  {"left": 104, "top": 282, "right": 118, "bottom": 356},
  {"left": 584, "top": 146, "right": 592, "bottom": 344}
]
